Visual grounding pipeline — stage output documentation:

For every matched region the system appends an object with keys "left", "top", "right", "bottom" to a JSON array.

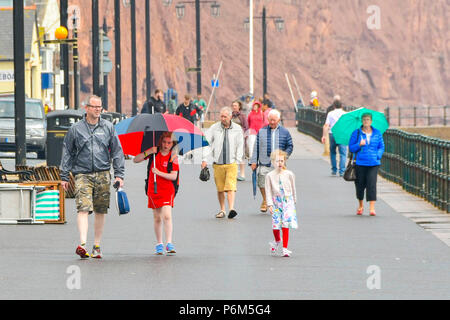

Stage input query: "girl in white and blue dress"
[{"left": 265, "top": 150, "right": 298, "bottom": 257}]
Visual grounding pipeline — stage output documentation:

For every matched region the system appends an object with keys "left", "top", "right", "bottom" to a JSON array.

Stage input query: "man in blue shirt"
[{"left": 250, "top": 109, "right": 293, "bottom": 212}]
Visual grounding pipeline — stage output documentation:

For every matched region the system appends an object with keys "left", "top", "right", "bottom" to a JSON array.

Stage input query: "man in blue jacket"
[{"left": 250, "top": 109, "right": 293, "bottom": 212}]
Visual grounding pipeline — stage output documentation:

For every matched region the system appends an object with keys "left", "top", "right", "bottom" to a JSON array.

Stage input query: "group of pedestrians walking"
[
  {"left": 60, "top": 91, "right": 385, "bottom": 261},
  {"left": 141, "top": 89, "right": 207, "bottom": 127},
  {"left": 201, "top": 103, "right": 296, "bottom": 256}
]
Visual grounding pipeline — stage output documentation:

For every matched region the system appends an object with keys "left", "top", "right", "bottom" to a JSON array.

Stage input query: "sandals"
[
  {"left": 215, "top": 211, "right": 226, "bottom": 218},
  {"left": 260, "top": 203, "right": 267, "bottom": 212},
  {"left": 369, "top": 211, "right": 376, "bottom": 216}
]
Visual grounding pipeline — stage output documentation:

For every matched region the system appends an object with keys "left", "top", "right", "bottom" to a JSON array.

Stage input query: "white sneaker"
[
  {"left": 282, "top": 248, "right": 292, "bottom": 257},
  {"left": 269, "top": 241, "right": 281, "bottom": 255}
]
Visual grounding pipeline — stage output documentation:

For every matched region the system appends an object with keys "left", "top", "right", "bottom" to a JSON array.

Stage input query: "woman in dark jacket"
[{"left": 348, "top": 113, "right": 385, "bottom": 216}]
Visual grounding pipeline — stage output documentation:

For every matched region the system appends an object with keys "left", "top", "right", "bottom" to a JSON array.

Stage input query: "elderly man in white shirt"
[
  {"left": 321, "top": 101, "right": 348, "bottom": 176},
  {"left": 201, "top": 107, "right": 244, "bottom": 219}
]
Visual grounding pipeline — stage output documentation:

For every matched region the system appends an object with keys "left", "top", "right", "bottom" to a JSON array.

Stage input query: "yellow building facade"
[{"left": 0, "top": 8, "right": 41, "bottom": 99}]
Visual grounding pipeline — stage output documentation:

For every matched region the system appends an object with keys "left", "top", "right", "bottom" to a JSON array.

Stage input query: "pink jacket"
[
  {"left": 263, "top": 108, "right": 272, "bottom": 126},
  {"left": 247, "top": 110, "right": 264, "bottom": 135}
]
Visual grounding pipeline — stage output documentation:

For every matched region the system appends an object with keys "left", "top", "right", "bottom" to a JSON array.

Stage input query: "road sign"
[
  {"left": 100, "top": 34, "right": 112, "bottom": 75},
  {"left": 101, "top": 57, "right": 113, "bottom": 74},
  {"left": 43, "top": 39, "right": 77, "bottom": 45},
  {"left": 211, "top": 79, "right": 219, "bottom": 88},
  {"left": 186, "top": 67, "right": 201, "bottom": 73},
  {"left": 102, "top": 35, "right": 112, "bottom": 54}
]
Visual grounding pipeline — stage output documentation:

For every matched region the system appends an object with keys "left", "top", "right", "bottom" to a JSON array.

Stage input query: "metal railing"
[
  {"left": 296, "top": 107, "right": 326, "bottom": 140},
  {"left": 296, "top": 107, "right": 450, "bottom": 213},
  {"left": 385, "top": 106, "right": 449, "bottom": 127},
  {"left": 380, "top": 130, "right": 449, "bottom": 212}
]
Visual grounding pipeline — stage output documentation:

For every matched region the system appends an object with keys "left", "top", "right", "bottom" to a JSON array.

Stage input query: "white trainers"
[
  {"left": 269, "top": 241, "right": 281, "bottom": 255},
  {"left": 282, "top": 248, "right": 292, "bottom": 257}
]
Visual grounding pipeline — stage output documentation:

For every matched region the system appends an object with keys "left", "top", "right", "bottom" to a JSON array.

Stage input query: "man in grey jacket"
[{"left": 61, "top": 95, "right": 125, "bottom": 259}]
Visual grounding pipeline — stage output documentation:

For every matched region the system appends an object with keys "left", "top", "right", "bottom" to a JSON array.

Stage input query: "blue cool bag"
[{"left": 114, "top": 182, "right": 130, "bottom": 215}]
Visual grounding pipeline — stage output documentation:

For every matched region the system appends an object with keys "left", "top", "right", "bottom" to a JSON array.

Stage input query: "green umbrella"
[{"left": 332, "top": 108, "right": 389, "bottom": 145}]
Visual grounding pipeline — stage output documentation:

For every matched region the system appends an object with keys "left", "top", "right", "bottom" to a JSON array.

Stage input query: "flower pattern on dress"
[{"left": 272, "top": 177, "right": 298, "bottom": 230}]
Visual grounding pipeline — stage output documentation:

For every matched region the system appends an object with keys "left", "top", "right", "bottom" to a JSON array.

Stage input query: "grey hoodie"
[{"left": 60, "top": 115, "right": 125, "bottom": 182}]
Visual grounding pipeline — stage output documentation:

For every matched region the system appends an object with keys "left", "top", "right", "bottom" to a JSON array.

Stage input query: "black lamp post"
[
  {"left": 114, "top": 0, "right": 122, "bottom": 114},
  {"left": 167, "top": 0, "right": 220, "bottom": 96},
  {"left": 73, "top": 11, "right": 80, "bottom": 110},
  {"left": 13, "top": 0, "right": 26, "bottom": 165},
  {"left": 244, "top": 6, "right": 284, "bottom": 95},
  {"left": 145, "top": 0, "right": 151, "bottom": 101},
  {"left": 60, "top": 0, "right": 70, "bottom": 109},
  {"left": 92, "top": 0, "right": 100, "bottom": 96},
  {"left": 122, "top": 0, "right": 138, "bottom": 115},
  {"left": 131, "top": 0, "right": 137, "bottom": 116}
]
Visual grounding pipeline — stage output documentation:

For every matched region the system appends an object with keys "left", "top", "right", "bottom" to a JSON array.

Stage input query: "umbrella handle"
[{"left": 153, "top": 153, "right": 157, "bottom": 194}]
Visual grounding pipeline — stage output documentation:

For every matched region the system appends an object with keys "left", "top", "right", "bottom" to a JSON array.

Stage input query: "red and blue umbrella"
[{"left": 115, "top": 113, "right": 208, "bottom": 156}]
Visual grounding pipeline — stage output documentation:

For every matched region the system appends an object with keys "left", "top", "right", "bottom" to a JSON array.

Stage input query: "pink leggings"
[{"left": 273, "top": 228, "right": 289, "bottom": 248}]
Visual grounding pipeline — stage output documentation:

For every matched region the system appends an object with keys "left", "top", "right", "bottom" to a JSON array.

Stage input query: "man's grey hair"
[
  {"left": 220, "top": 106, "right": 232, "bottom": 116},
  {"left": 88, "top": 95, "right": 102, "bottom": 103},
  {"left": 268, "top": 109, "right": 281, "bottom": 120}
]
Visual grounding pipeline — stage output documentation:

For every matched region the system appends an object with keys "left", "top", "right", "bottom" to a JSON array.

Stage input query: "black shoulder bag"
[{"left": 343, "top": 130, "right": 361, "bottom": 182}]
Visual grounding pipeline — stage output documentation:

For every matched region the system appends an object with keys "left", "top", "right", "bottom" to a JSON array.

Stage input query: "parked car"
[{"left": 0, "top": 97, "right": 47, "bottom": 159}]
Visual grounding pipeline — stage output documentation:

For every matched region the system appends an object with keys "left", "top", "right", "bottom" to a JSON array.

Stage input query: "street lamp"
[
  {"left": 275, "top": 18, "right": 285, "bottom": 31},
  {"left": 244, "top": 17, "right": 250, "bottom": 31},
  {"left": 210, "top": 2, "right": 220, "bottom": 17},
  {"left": 175, "top": 4, "right": 185, "bottom": 19},
  {"left": 165, "top": 0, "right": 221, "bottom": 96},
  {"left": 244, "top": 6, "right": 284, "bottom": 95}
]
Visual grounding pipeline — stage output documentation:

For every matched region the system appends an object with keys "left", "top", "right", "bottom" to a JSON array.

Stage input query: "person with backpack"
[
  {"left": 167, "top": 95, "right": 177, "bottom": 114},
  {"left": 133, "top": 132, "right": 179, "bottom": 255},
  {"left": 321, "top": 100, "right": 347, "bottom": 176},
  {"left": 141, "top": 89, "right": 167, "bottom": 114},
  {"left": 176, "top": 94, "right": 200, "bottom": 124}
]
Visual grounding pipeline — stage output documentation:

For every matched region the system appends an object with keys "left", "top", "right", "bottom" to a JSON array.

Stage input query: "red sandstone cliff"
[{"left": 70, "top": 0, "right": 449, "bottom": 115}]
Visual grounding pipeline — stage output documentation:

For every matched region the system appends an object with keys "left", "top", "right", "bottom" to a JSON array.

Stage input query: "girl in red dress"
[{"left": 133, "top": 132, "right": 179, "bottom": 255}]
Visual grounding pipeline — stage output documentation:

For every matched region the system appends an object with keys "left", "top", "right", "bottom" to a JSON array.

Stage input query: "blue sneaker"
[
  {"left": 166, "top": 243, "right": 176, "bottom": 255},
  {"left": 155, "top": 243, "right": 164, "bottom": 255}
]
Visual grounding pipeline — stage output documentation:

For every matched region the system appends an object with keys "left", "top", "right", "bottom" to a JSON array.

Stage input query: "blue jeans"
[{"left": 329, "top": 134, "right": 347, "bottom": 175}]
